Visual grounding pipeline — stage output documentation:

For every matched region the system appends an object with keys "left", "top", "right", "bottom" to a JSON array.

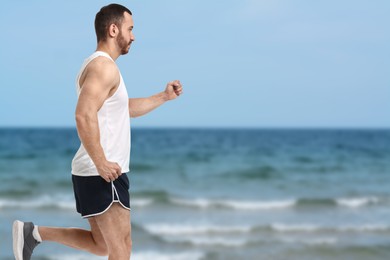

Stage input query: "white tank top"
[{"left": 72, "top": 51, "right": 131, "bottom": 176}]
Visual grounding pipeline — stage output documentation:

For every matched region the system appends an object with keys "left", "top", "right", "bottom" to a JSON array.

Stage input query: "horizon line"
[{"left": 0, "top": 125, "right": 389, "bottom": 130}]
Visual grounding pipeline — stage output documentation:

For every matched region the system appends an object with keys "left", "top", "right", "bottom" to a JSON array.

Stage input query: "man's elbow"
[
  {"left": 75, "top": 113, "right": 84, "bottom": 124},
  {"left": 129, "top": 110, "right": 141, "bottom": 118},
  {"left": 130, "top": 113, "right": 140, "bottom": 118},
  {"left": 75, "top": 112, "right": 92, "bottom": 127}
]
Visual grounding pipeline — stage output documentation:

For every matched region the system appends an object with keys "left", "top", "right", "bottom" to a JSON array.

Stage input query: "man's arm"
[
  {"left": 75, "top": 58, "right": 122, "bottom": 182},
  {"left": 129, "top": 80, "right": 183, "bottom": 118}
]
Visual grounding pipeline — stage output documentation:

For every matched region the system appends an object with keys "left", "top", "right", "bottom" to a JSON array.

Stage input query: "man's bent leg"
[
  {"left": 38, "top": 218, "right": 108, "bottom": 256},
  {"left": 87, "top": 218, "right": 108, "bottom": 255},
  {"left": 94, "top": 203, "right": 132, "bottom": 260}
]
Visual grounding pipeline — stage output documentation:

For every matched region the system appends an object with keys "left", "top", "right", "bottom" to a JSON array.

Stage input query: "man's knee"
[
  {"left": 119, "top": 233, "right": 132, "bottom": 254},
  {"left": 108, "top": 233, "right": 132, "bottom": 253},
  {"left": 93, "top": 243, "right": 109, "bottom": 256},
  {"left": 95, "top": 242, "right": 108, "bottom": 256},
  {"left": 126, "top": 234, "right": 132, "bottom": 252}
]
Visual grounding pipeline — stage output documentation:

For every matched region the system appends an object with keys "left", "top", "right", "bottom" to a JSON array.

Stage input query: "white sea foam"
[
  {"left": 144, "top": 223, "right": 252, "bottom": 235},
  {"left": 166, "top": 235, "right": 248, "bottom": 247},
  {"left": 336, "top": 197, "right": 379, "bottom": 208},
  {"left": 144, "top": 220, "right": 390, "bottom": 239},
  {"left": 132, "top": 198, "right": 154, "bottom": 207},
  {"left": 223, "top": 199, "right": 295, "bottom": 210},
  {"left": 170, "top": 198, "right": 212, "bottom": 208},
  {"left": 143, "top": 223, "right": 252, "bottom": 247},
  {"left": 339, "top": 224, "right": 390, "bottom": 232},
  {"left": 271, "top": 223, "right": 320, "bottom": 232},
  {"left": 171, "top": 196, "right": 385, "bottom": 210},
  {"left": 56, "top": 200, "right": 76, "bottom": 210},
  {"left": 304, "top": 237, "right": 338, "bottom": 245},
  {"left": 280, "top": 237, "right": 338, "bottom": 245},
  {"left": 0, "top": 195, "right": 75, "bottom": 210},
  {"left": 170, "top": 197, "right": 295, "bottom": 210},
  {"left": 271, "top": 223, "right": 390, "bottom": 233}
]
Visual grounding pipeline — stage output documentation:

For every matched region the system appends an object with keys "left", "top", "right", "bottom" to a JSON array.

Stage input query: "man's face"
[{"left": 117, "top": 12, "right": 135, "bottom": 55}]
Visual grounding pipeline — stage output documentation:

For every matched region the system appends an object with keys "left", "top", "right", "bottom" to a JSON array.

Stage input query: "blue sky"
[{"left": 0, "top": 0, "right": 389, "bottom": 128}]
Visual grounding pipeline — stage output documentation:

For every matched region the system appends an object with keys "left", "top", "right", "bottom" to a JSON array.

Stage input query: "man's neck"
[{"left": 96, "top": 42, "right": 120, "bottom": 61}]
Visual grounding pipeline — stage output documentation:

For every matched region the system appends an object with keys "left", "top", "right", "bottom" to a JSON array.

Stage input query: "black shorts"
[{"left": 72, "top": 173, "right": 130, "bottom": 218}]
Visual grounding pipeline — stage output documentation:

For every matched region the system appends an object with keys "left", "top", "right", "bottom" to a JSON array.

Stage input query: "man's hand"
[
  {"left": 96, "top": 160, "right": 122, "bottom": 182},
  {"left": 128, "top": 80, "right": 183, "bottom": 118},
  {"left": 165, "top": 80, "right": 183, "bottom": 101}
]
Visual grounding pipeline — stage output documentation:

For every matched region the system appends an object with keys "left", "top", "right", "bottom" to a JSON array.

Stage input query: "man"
[{"left": 13, "top": 3, "right": 183, "bottom": 260}]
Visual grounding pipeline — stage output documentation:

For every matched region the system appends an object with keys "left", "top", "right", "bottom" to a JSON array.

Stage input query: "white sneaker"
[{"left": 13, "top": 220, "right": 40, "bottom": 260}]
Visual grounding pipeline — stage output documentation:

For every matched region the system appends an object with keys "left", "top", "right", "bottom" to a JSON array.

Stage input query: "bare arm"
[
  {"left": 129, "top": 80, "right": 183, "bottom": 118},
  {"left": 75, "top": 58, "right": 122, "bottom": 182}
]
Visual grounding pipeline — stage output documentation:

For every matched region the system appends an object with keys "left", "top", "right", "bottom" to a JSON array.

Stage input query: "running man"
[{"left": 13, "top": 4, "right": 183, "bottom": 260}]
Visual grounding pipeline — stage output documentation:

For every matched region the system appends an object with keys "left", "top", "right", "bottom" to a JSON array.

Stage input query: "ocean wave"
[
  {"left": 124, "top": 192, "right": 389, "bottom": 212},
  {"left": 299, "top": 237, "right": 338, "bottom": 245},
  {"left": 165, "top": 235, "right": 248, "bottom": 247},
  {"left": 143, "top": 223, "right": 252, "bottom": 236},
  {"left": 168, "top": 196, "right": 383, "bottom": 210},
  {"left": 0, "top": 195, "right": 75, "bottom": 210},
  {"left": 0, "top": 196, "right": 154, "bottom": 210},
  {"left": 270, "top": 223, "right": 320, "bottom": 232},
  {"left": 297, "top": 196, "right": 383, "bottom": 208},
  {"left": 0, "top": 179, "right": 72, "bottom": 193},
  {"left": 0, "top": 194, "right": 156, "bottom": 210},
  {"left": 0, "top": 192, "right": 384, "bottom": 212},
  {"left": 0, "top": 189, "right": 34, "bottom": 198},
  {"left": 280, "top": 236, "right": 338, "bottom": 245},
  {"left": 336, "top": 197, "right": 379, "bottom": 208},
  {"left": 132, "top": 198, "right": 154, "bottom": 207},
  {"left": 140, "top": 221, "right": 390, "bottom": 248},
  {"left": 143, "top": 222, "right": 390, "bottom": 238},
  {"left": 269, "top": 223, "right": 390, "bottom": 233},
  {"left": 170, "top": 197, "right": 295, "bottom": 210},
  {"left": 132, "top": 190, "right": 170, "bottom": 201},
  {"left": 338, "top": 224, "right": 390, "bottom": 232},
  {"left": 142, "top": 223, "right": 251, "bottom": 247},
  {"left": 141, "top": 223, "right": 253, "bottom": 247}
]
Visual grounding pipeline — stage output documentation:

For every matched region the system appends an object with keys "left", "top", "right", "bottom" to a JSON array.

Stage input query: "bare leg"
[
  {"left": 38, "top": 217, "right": 108, "bottom": 256},
  {"left": 37, "top": 203, "right": 130, "bottom": 258},
  {"left": 94, "top": 203, "right": 132, "bottom": 260}
]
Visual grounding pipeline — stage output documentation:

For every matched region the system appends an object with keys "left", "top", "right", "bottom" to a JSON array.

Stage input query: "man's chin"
[
  {"left": 121, "top": 49, "right": 130, "bottom": 55},
  {"left": 121, "top": 46, "right": 131, "bottom": 55}
]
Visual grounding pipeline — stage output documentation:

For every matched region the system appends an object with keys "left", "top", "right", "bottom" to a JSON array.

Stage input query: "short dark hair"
[{"left": 94, "top": 3, "right": 132, "bottom": 42}]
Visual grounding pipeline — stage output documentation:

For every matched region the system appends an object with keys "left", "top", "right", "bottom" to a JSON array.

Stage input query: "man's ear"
[{"left": 108, "top": 24, "right": 118, "bottom": 38}]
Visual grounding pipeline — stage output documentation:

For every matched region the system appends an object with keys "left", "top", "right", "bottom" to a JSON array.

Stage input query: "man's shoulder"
[
  {"left": 87, "top": 56, "right": 117, "bottom": 73},
  {"left": 84, "top": 56, "right": 120, "bottom": 81},
  {"left": 79, "top": 55, "right": 120, "bottom": 90}
]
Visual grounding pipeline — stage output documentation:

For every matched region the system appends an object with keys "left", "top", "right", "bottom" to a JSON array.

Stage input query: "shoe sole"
[{"left": 13, "top": 220, "right": 24, "bottom": 260}]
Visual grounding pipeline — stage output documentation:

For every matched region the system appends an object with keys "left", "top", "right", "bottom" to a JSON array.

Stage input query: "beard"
[{"left": 117, "top": 31, "right": 131, "bottom": 55}]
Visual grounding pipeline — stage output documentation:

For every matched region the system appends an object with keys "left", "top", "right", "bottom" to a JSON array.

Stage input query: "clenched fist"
[{"left": 165, "top": 80, "right": 183, "bottom": 100}]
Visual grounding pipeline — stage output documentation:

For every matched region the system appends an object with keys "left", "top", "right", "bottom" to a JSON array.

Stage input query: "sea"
[{"left": 0, "top": 128, "right": 390, "bottom": 260}]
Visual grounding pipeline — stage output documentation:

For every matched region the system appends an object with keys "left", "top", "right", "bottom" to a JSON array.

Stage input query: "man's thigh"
[
  {"left": 93, "top": 203, "right": 131, "bottom": 247},
  {"left": 88, "top": 218, "right": 107, "bottom": 252}
]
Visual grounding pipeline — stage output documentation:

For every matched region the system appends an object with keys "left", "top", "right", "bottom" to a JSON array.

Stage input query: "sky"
[{"left": 0, "top": 0, "right": 389, "bottom": 128}]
